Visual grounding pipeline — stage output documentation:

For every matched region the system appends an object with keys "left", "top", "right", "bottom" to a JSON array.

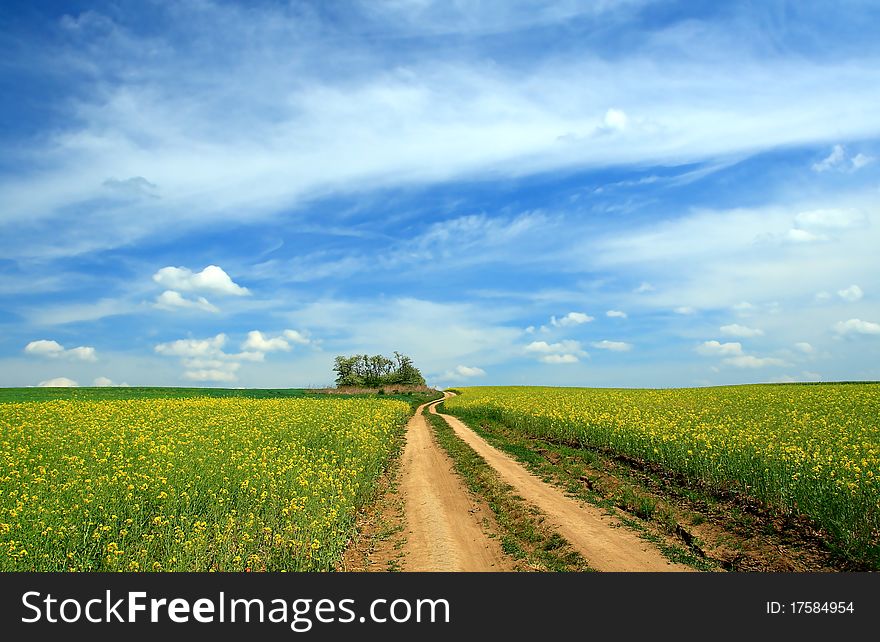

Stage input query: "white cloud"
[
  {"left": 719, "top": 323, "right": 764, "bottom": 338},
  {"left": 851, "top": 153, "right": 874, "bottom": 170},
  {"left": 732, "top": 301, "right": 754, "bottom": 313},
  {"left": 592, "top": 340, "right": 632, "bottom": 352},
  {"left": 634, "top": 282, "right": 654, "bottom": 293},
  {"left": 540, "top": 354, "right": 580, "bottom": 364},
  {"left": 606, "top": 310, "right": 627, "bottom": 318},
  {"left": 811, "top": 145, "right": 874, "bottom": 173},
  {"left": 242, "top": 330, "right": 291, "bottom": 353},
  {"left": 794, "top": 208, "right": 867, "bottom": 230},
  {"left": 525, "top": 340, "right": 585, "bottom": 355},
  {"left": 550, "top": 311, "right": 593, "bottom": 327},
  {"left": 183, "top": 369, "right": 239, "bottom": 383},
  {"left": 152, "top": 265, "right": 249, "bottom": 296},
  {"left": 722, "top": 355, "right": 787, "bottom": 368},
  {"left": 674, "top": 306, "right": 696, "bottom": 315},
  {"left": 24, "top": 339, "right": 65, "bottom": 357},
  {"left": 837, "top": 284, "right": 863, "bottom": 302},
  {"left": 155, "top": 334, "right": 227, "bottom": 358},
  {"left": 154, "top": 290, "right": 219, "bottom": 313},
  {"left": 815, "top": 291, "right": 832, "bottom": 302},
  {"left": 834, "top": 318, "right": 880, "bottom": 336},
  {"left": 438, "top": 364, "right": 488, "bottom": 380},
  {"left": 154, "top": 330, "right": 314, "bottom": 383},
  {"left": 66, "top": 346, "right": 97, "bottom": 362},
  {"left": 283, "top": 329, "right": 312, "bottom": 345},
  {"left": 812, "top": 144, "right": 846, "bottom": 172},
  {"left": 696, "top": 340, "right": 743, "bottom": 357},
  {"left": 24, "top": 339, "right": 97, "bottom": 361},
  {"left": 7, "top": 2, "right": 880, "bottom": 265},
  {"left": 602, "top": 108, "right": 628, "bottom": 131},
  {"left": 38, "top": 377, "right": 78, "bottom": 387},
  {"left": 786, "top": 228, "right": 825, "bottom": 244},
  {"left": 794, "top": 342, "right": 815, "bottom": 354},
  {"left": 93, "top": 376, "right": 129, "bottom": 387},
  {"left": 453, "top": 365, "right": 486, "bottom": 377}
]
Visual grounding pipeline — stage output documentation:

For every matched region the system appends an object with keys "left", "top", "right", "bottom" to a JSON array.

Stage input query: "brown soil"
[
  {"left": 347, "top": 399, "right": 516, "bottom": 571},
  {"left": 431, "top": 394, "right": 691, "bottom": 572}
]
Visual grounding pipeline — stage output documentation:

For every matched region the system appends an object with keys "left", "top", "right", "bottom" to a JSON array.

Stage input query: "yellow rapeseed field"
[
  {"left": 0, "top": 397, "right": 410, "bottom": 571},
  {"left": 445, "top": 384, "right": 880, "bottom": 565}
]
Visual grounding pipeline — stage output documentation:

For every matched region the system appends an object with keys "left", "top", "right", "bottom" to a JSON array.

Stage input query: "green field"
[
  {"left": 0, "top": 386, "right": 314, "bottom": 403},
  {"left": 0, "top": 393, "right": 414, "bottom": 571},
  {"left": 444, "top": 383, "right": 880, "bottom": 567}
]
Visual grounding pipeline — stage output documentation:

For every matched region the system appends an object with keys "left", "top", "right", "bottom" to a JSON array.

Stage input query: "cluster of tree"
[{"left": 332, "top": 352, "right": 426, "bottom": 387}]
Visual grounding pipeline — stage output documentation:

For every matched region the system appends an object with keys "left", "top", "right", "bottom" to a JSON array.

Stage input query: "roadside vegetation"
[{"left": 443, "top": 384, "right": 880, "bottom": 569}]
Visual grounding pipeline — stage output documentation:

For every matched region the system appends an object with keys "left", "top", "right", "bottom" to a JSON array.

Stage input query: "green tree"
[{"left": 332, "top": 352, "right": 425, "bottom": 388}]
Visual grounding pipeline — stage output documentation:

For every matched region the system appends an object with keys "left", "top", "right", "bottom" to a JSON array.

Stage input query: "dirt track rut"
[
  {"left": 399, "top": 400, "right": 513, "bottom": 571},
  {"left": 428, "top": 394, "right": 691, "bottom": 572}
]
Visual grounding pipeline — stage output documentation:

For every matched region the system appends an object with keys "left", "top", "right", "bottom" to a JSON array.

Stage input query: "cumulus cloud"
[
  {"left": 24, "top": 339, "right": 64, "bottom": 357},
  {"left": 812, "top": 145, "right": 874, "bottom": 173},
  {"left": 240, "top": 329, "right": 313, "bottom": 353},
  {"left": 606, "top": 310, "right": 627, "bottom": 319},
  {"left": 674, "top": 306, "right": 696, "bottom": 315},
  {"left": 696, "top": 341, "right": 743, "bottom": 357},
  {"left": 837, "top": 284, "right": 863, "bottom": 302},
  {"left": 794, "top": 342, "right": 815, "bottom": 354},
  {"left": 602, "top": 108, "right": 629, "bottom": 132},
  {"left": 152, "top": 265, "right": 249, "bottom": 296},
  {"left": 154, "top": 330, "right": 312, "bottom": 382},
  {"left": 526, "top": 339, "right": 585, "bottom": 364},
  {"left": 154, "top": 290, "right": 219, "bottom": 313},
  {"left": 453, "top": 365, "right": 486, "bottom": 377},
  {"left": 786, "top": 228, "right": 826, "bottom": 244},
  {"left": 283, "top": 329, "right": 312, "bottom": 345},
  {"left": 722, "top": 355, "right": 787, "bottom": 368},
  {"left": 155, "top": 334, "right": 228, "bottom": 358},
  {"left": 25, "top": 339, "right": 97, "bottom": 361},
  {"left": 540, "top": 354, "right": 579, "bottom": 364},
  {"left": 720, "top": 324, "right": 764, "bottom": 338},
  {"left": 550, "top": 312, "right": 594, "bottom": 327},
  {"left": 851, "top": 153, "right": 874, "bottom": 170},
  {"left": 834, "top": 318, "right": 880, "bottom": 336},
  {"left": 812, "top": 144, "right": 846, "bottom": 172},
  {"left": 634, "top": 282, "right": 654, "bottom": 293},
  {"left": 38, "top": 377, "right": 78, "bottom": 387},
  {"left": 93, "top": 376, "right": 129, "bottom": 387},
  {"left": 592, "top": 340, "right": 632, "bottom": 352},
  {"left": 437, "top": 364, "right": 487, "bottom": 380},
  {"left": 184, "top": 368, "right": 239, "bottom": 382},
  {"left": 242, "top": 330, "right": 292, "bottom": 353},
  {"left": 525, "top": 340, "right": 585, "bottom": 355}
]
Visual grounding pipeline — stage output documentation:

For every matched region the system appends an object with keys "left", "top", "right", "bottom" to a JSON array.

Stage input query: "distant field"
[
  {"left": 0, "top": 386, "right": 314, "bottom": 403},
  {"left": 444, "top": 384, "right": 880, "bottom": 567},
  {"left": 0, "top": 395, "right": 412, "bottom": 571}
]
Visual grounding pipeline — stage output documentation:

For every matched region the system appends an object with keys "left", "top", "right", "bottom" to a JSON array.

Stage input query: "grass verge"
[
  {"left": 444, "top": 406, "right": 854, "bottom": 571},
  {"left": 425, "top": 406, "right": 593, "bottom": 572}
]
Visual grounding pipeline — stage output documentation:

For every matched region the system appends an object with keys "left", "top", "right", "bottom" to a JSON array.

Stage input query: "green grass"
[{"left": 438, "top": 408, "right": 714, "bottom": 571}]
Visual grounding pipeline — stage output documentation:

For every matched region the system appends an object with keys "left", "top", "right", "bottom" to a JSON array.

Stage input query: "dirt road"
[
  {"left": 399, "top": 399, "right": 514, "bottom": 571},
  {"left": 429, "top": 394, "right": 691, "bottom": 572}
]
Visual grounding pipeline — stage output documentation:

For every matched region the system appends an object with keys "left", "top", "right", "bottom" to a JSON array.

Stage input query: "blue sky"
[{"left": 2, "top": 0, "right": 879, "bottom": 389}]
